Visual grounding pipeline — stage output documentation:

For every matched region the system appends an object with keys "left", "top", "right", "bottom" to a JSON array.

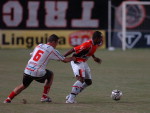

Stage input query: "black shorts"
[{"left": 23, "top": 69, "right": 53, "bottom": 87}]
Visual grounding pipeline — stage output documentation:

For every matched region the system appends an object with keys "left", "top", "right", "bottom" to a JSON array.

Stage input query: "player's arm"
[
  {"left": 30, "top": 49, "right": 35, "bottom": 56},
  {"left": 64, "top": 41, "right": 89, "bottom": 57},
  {"left": 64, "top": 48, "right": 75, "bottom": 57},
  {"left": 92, "top": 54, "right": 102, "bottom": 64},
  {"left": 52, "top": 49, "right": 75, "bottom": 63},
  {"left": 63, "top": 48, "right": 76, "bottom": 63},
  {"left": 30, "top": 44, "right": 40, "bottom": 56},
  {"left": 30, "top": 52, "right": 33, "bottom": 56},
  {"left": 61, "top": 57, "right": 76, "bottom": 63}
]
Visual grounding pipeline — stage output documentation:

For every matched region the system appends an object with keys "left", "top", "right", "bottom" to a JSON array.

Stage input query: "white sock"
[
  {"left": 72, "top": 80, "right": 83, "bottom": 94},
  {"left": 68, "top": 80, "right": 83, "bottom": 100}
]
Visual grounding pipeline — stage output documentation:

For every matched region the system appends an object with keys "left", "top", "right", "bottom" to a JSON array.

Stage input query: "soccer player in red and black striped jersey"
[
  {"left": 4, "top": 34, "right": 75, "bottom": 103},
  {"left": 64, "top": 31, "right": 103, "bottom": 103}
]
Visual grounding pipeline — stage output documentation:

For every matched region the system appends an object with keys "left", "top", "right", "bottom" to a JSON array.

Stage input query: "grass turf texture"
[{"left": 0, "top": 49, "right": 150, "bottom": 113}]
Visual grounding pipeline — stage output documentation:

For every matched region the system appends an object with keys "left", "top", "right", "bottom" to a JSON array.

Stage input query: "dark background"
[{"left": 0, "top": 0, "right": 122, "bottom": 30}]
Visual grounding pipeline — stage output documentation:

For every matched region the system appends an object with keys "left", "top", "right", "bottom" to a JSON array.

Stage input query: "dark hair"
[
  {"left": 48, "top": 34, "right": 59, "bottom": 43},
  {"left": 92, "top": 31, "right": 102, "bottom": 40}
]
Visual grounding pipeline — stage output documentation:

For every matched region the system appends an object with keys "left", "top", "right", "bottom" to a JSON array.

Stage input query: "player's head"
[
  {"left": 92, "top": 31, "right": 103, "bottom": 45},
  {"left": 47, "top": 34, "right": 59, "bottom": 48},
  {"left": 48, "top": 34, "right": 59, "bottom": 43}
]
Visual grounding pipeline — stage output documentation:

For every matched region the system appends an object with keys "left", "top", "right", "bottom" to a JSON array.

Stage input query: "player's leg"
[
  {"left": 35, "top": 69, "right": 53, "bottom": 102},
  {"left": 66, "top": 75, "right": 84, "bottom": 103},
  {"left": 66, "top": 61, "right": 85, "bottom": 103},
  {"left": 41, "top": 70, "right": 53, "bottom": 102},
  {"left": 4, "top": 73, "right": 33, "bottom": 103},
  {"left": 81, "top": 62, "right": 92, "bottom": 91}
]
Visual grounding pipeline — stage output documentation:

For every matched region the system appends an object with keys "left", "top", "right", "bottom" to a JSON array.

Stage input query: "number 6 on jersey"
[{"left": 33, "top": 50, "right": 44, "bottom": 61}]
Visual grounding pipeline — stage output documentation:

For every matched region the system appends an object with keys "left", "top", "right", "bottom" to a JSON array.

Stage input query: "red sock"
[
  {"left": 42, "top": 86, "right": 50, "bottom": 98},
  {"left": 8, "top": 91, "right": 16, "bottom": 100}
]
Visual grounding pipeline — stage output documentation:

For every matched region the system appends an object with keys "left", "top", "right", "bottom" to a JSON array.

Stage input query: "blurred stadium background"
[
  {"left": 0, "top": 0, "right": 150, "bottom": 50},
  {"left": 0, "top": 0, "right": 150, "bottom": 113}
]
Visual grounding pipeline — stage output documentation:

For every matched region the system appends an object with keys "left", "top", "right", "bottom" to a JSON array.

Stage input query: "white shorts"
[{"left": 71, "top": 61, "right": 92, "bottom": 79}]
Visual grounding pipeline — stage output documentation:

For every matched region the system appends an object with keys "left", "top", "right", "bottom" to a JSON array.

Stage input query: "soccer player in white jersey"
[{"left": 4, "top": 34, "right": 75, "bottom": 103}]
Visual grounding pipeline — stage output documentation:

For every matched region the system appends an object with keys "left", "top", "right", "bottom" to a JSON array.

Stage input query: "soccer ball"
[{"left": 111, "top": 89, "right": 122, "bottom": 101}]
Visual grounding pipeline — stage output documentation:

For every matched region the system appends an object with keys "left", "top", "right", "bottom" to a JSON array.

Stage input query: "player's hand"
[
  {"left": 93, "top": 57, "right": 102, "bottom": 64},
  {"left": 72, "top": 57, "right": 76, "bottom": 61},
  {"left": 62, "top": 57, "right": 76, "bottom": 63}
]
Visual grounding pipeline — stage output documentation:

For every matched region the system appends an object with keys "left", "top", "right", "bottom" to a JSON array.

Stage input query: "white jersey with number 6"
[{"left": 24, "top": 44, "right": 65, "bottom": 77}]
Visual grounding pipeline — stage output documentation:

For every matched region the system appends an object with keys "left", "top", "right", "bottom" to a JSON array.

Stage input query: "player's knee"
[
  {"left": 22, "top": 82, "right": 30, "bottom": 88},
  {"left": 85, "top": 79, "right": 92, "bottom": 86},
  {"left": 49, "top": 71, "right": 54, "bottom": 77},
  {"left": 48, "top": 71, "right": 53, "bottom": 79},
  {"left": 76, "top": 75, "right": 84, "bottom": 83}
]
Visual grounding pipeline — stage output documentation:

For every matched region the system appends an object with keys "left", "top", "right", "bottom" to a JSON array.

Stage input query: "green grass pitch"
[{"left": 0, "top": 49, "right": 150, "bottom": 113}]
